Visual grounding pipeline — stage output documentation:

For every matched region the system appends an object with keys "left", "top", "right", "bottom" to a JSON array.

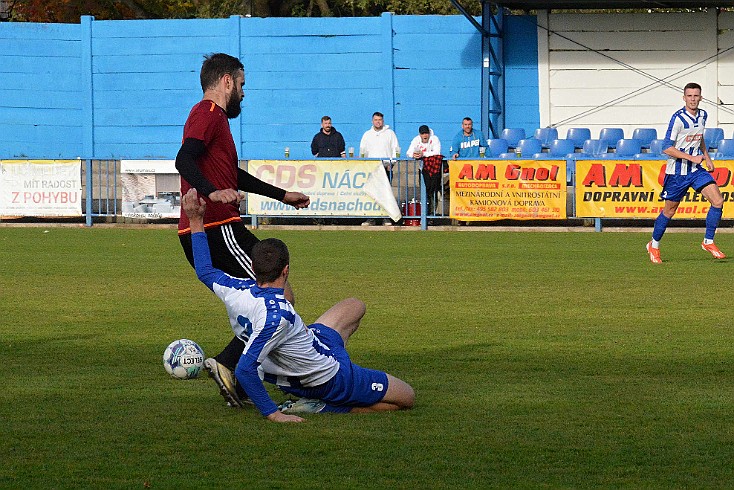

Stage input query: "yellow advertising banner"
[
  {"left": 575, "top": 159, "right": 734, "bottom": 218},
  {"left": 449, "top": 159, "right": 567, "bottom": 220}
]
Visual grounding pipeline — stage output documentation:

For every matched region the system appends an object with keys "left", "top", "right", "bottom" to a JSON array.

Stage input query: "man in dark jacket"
[{"left": 311, "top": 116, "right": 346, "bottom": 158}]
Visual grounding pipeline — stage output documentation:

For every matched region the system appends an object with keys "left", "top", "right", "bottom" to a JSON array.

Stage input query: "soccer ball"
[{"left": 163, "top": 339, "right": 205, "bottom": 380}]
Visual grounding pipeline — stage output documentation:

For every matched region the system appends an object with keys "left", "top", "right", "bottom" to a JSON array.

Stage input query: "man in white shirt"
[
  {"left": 359, "top": 112, "right": 400, "bottom": 225},
  {"left": 359, "top": 112, "right": 399, "bottom": 159}
]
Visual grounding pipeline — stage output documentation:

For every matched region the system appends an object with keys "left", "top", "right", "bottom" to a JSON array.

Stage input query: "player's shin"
[
  {"left": 652, "top": 212, "right": 672, "bottom": 242},
  {"left": 705, "top": 206, "right": 723, "bottom": 241}
]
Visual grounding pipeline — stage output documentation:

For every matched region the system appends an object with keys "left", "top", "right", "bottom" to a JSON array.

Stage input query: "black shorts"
[{"left": 179, "top": 221, "right": 259, "bottom": 279}]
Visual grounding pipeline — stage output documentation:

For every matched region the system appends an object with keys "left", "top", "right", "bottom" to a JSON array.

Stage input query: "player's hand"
[
  {"left": 267, "top": 411, "right": 305, "bottom": 423},
  {"left": 283, "top": 191, "right": 310, "bottom": 209},
  {"left": 208, "top": 188, "right": 242, "bottom": 204},
  {"left": 704, "top": 156, "right": 715, "bottom": 172},
  {"left": 182, "top": 189, "right": 206, "bottom": 219}
]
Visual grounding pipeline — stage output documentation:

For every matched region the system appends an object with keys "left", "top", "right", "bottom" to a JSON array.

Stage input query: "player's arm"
[
  {"left": 182, "top": 189, "right": 230, "bottom": 290},
  {"left": 234, "top": 354, "right": 303, "bottom": 423},
  {"left": 699, "top": 138, "right": 715, "bottom": 171},
  {"left": 176, "top": 138, "right": 240, "bottom": 204},
  {"left": 237, "top": 168, "right": 310, "bottom": 209},
  {"left": 662, "top": 144, "right": 706, "bottom": 165},
  {"left": 175, "top": 138, "right": 217, "bottom": 198}
]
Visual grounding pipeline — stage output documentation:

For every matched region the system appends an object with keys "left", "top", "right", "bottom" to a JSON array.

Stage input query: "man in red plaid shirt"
[{"left": 407, "top": 125, "right": 444, "bottom": 215}]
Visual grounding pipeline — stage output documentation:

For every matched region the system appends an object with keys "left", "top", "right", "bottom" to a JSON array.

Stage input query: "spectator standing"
[
  {"left": 359, "top": 112, "right": 400, "bottom": 225},
  {"left": 311, "top": 116, "right": 346, "bottom": 158},
  {"left": 359, "top": 112, "right": 399, "bottom": 159},
  {"left": 407, "top": 125, "right": 444, "bottom": 214},
  {"left": 451, "top": 117, "right": 488, "bottom": 159}
]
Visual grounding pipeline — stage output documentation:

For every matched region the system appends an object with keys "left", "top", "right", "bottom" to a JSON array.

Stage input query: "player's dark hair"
[
  {"left": 463, "top": 117, "right": 473, "bottom": 123},
  {"left": 684, "top": 82, "right": 702, "bottom": 92},
  {"left": 321, "top": 115, "right": 331, "bottom": 122},
  {"left": 252, "top": 238, "right": 290, "bottom": 284},
  {"left": 372, "top": 111, "right": 384, "bottom": 118},
  {"left": 200, "top": 53, "right": 244, "bottom": 92}
]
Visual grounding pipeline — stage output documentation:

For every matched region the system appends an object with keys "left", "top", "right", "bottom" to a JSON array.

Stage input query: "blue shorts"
[
  {"left": 279, "top": 324, "right": 389, "bottom": 407},
  {"left": 660, "top": 168, "right": 716, "bottom": 202}
]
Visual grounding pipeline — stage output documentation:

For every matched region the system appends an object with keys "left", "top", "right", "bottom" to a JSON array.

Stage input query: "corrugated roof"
[{"left": 497, "top": 1, "right": 734, "bottom": 9}]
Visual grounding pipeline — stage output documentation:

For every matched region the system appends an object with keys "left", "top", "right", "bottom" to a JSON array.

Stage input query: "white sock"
[
  {"left": 703, "top": 238, "right": 714, "bottom": 245},
  {"left": 651, "top": 239, "right": 660, "bottom": 249}
]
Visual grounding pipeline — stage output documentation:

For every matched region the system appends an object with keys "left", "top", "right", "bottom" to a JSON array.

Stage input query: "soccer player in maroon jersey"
[{"left": 176, "top": 53, "right": 310, "bottom": 407}]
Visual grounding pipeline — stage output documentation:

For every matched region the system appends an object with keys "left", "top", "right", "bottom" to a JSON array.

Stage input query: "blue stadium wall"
[{"left": 0, "top": 14, "right": 539, "bottom": 160}]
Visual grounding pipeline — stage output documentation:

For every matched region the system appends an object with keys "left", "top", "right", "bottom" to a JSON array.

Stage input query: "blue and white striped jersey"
[
  {"left": 664, "top": 107, "right": 708, "bottom": 176},
  {"left": 191, "top": 232, "right": 339, "bottom": 415}
]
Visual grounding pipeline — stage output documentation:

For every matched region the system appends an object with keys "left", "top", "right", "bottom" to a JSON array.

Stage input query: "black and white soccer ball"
[{"left": 163, "top": 339, "right": 205, "bottom": 380}]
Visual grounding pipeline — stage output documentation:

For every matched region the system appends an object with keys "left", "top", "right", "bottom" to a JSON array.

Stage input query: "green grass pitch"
[{"left": 1, "top": 227, "right": 733, "bottom": 488}]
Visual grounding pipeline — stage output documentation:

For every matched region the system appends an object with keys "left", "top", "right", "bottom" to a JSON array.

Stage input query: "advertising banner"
[
  {"left": 0, "top": 160, "right": 82, "bottom": 217},
  {"left": 120, "top": 160, "right": 180, "bottom": 219},
  {"left": 448, "top": 160, "right": 567, "bottom": 220},
  {"left": 575, "top": 159, "right": 734, "bottom": 218},
  {"left": 246, "top": 160, "right": 401, "bottom": 221}
]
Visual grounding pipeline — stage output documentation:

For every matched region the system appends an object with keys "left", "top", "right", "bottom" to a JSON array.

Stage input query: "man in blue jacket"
[{"left": 451, "top": 117, "right": 488, "bottom": 159}]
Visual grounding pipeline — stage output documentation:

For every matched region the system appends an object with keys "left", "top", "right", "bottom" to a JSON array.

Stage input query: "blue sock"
[
  {"left": 652, "top": 212, "right": 671, "bottom": 242},
  {"left": 705, "top": 206, "right": 723, "bottom": 241}
]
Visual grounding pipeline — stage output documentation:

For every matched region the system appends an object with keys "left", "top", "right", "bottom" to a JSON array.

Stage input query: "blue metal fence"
[{"left": 81, "top": 159, "right": 444, "bottom": 229}]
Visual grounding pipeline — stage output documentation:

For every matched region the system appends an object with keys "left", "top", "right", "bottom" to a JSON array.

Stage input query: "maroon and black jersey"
[{"left": 178, "top": 100, "right": 240, "bottom": 234}]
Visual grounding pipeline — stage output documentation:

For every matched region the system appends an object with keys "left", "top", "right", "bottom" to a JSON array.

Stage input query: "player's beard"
[{"left": 225, "top": 92, "right": 242, "bottom": 119}]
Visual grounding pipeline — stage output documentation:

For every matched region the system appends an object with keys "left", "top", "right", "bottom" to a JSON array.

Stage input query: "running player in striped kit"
[
  {"left": 176, "top": 53, "right": 310, "bottom": 406},
  {"left": 646, "top": 82, "right": 726, "bottom": 264}
]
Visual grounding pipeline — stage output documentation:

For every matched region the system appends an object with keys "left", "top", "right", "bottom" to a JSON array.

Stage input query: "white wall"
[{"left": 537, "top": 9, "right": 734, "bottom": 142}]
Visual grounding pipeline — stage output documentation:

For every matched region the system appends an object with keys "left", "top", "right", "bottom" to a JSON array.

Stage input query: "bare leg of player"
[{"left": 313, "top": 297, "right": 366, "bottom": 346}]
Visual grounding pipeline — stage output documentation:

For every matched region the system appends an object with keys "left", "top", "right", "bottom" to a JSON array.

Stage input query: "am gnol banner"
[
  {"left": 0, "top": 160, "right": 82, "bottom": 217},
  {"left": 246, "top": 160, "right": 401, "bottom": 220},
  {"left": 448, "top": 159, "right": 567, "bottom": 220},
  {"left": 575, "top": 159, "right": 734, "bottom": 218}
]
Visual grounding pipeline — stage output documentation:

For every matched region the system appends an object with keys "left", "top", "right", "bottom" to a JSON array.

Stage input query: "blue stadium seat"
[
  {"left": 715, "top": 139, "right": 734, "bottom": 158},
  {"left": 487, "top": 138, "right": 509, "bottom": 157},
  {"left": 500, "top": 128, "right": 526, "bottom": 147},
  {"left": 566, "top": 128, "right": 592, "bottom": 149},
  {"left": 632, "top": 128, "right": 658, "bottom": 148},
  {"left": 516, "top": 138, "right": 542, "bottom": 158},
  {"left": 649, "top": 138, "right": 670, "bottom": 154},
  {"left": 581, "top": 139, "right": 609, "bottom": 157},
  {"left": 498, "top": 152, "right": 517, "bottom": 159},
  {"left": 616, "top": 138, "right": 642, "bottom": 157},
  {"left": 533, "top": 127, "right": 558, "bottom": 148},
  {"left": 704, "top": 128, "right": 724, "bottom": 149},
  {"left": 601, "top": 139, "right": 640, "bottom": 159},
  {"left": 547, "top": 139, "right": 576, "bottom": 158},
  {"left": 634, "top": 138, "right": 670, "bottom": 160},
  {"left": 599, "top": 128, "right": 625, "bottom": 149}
]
